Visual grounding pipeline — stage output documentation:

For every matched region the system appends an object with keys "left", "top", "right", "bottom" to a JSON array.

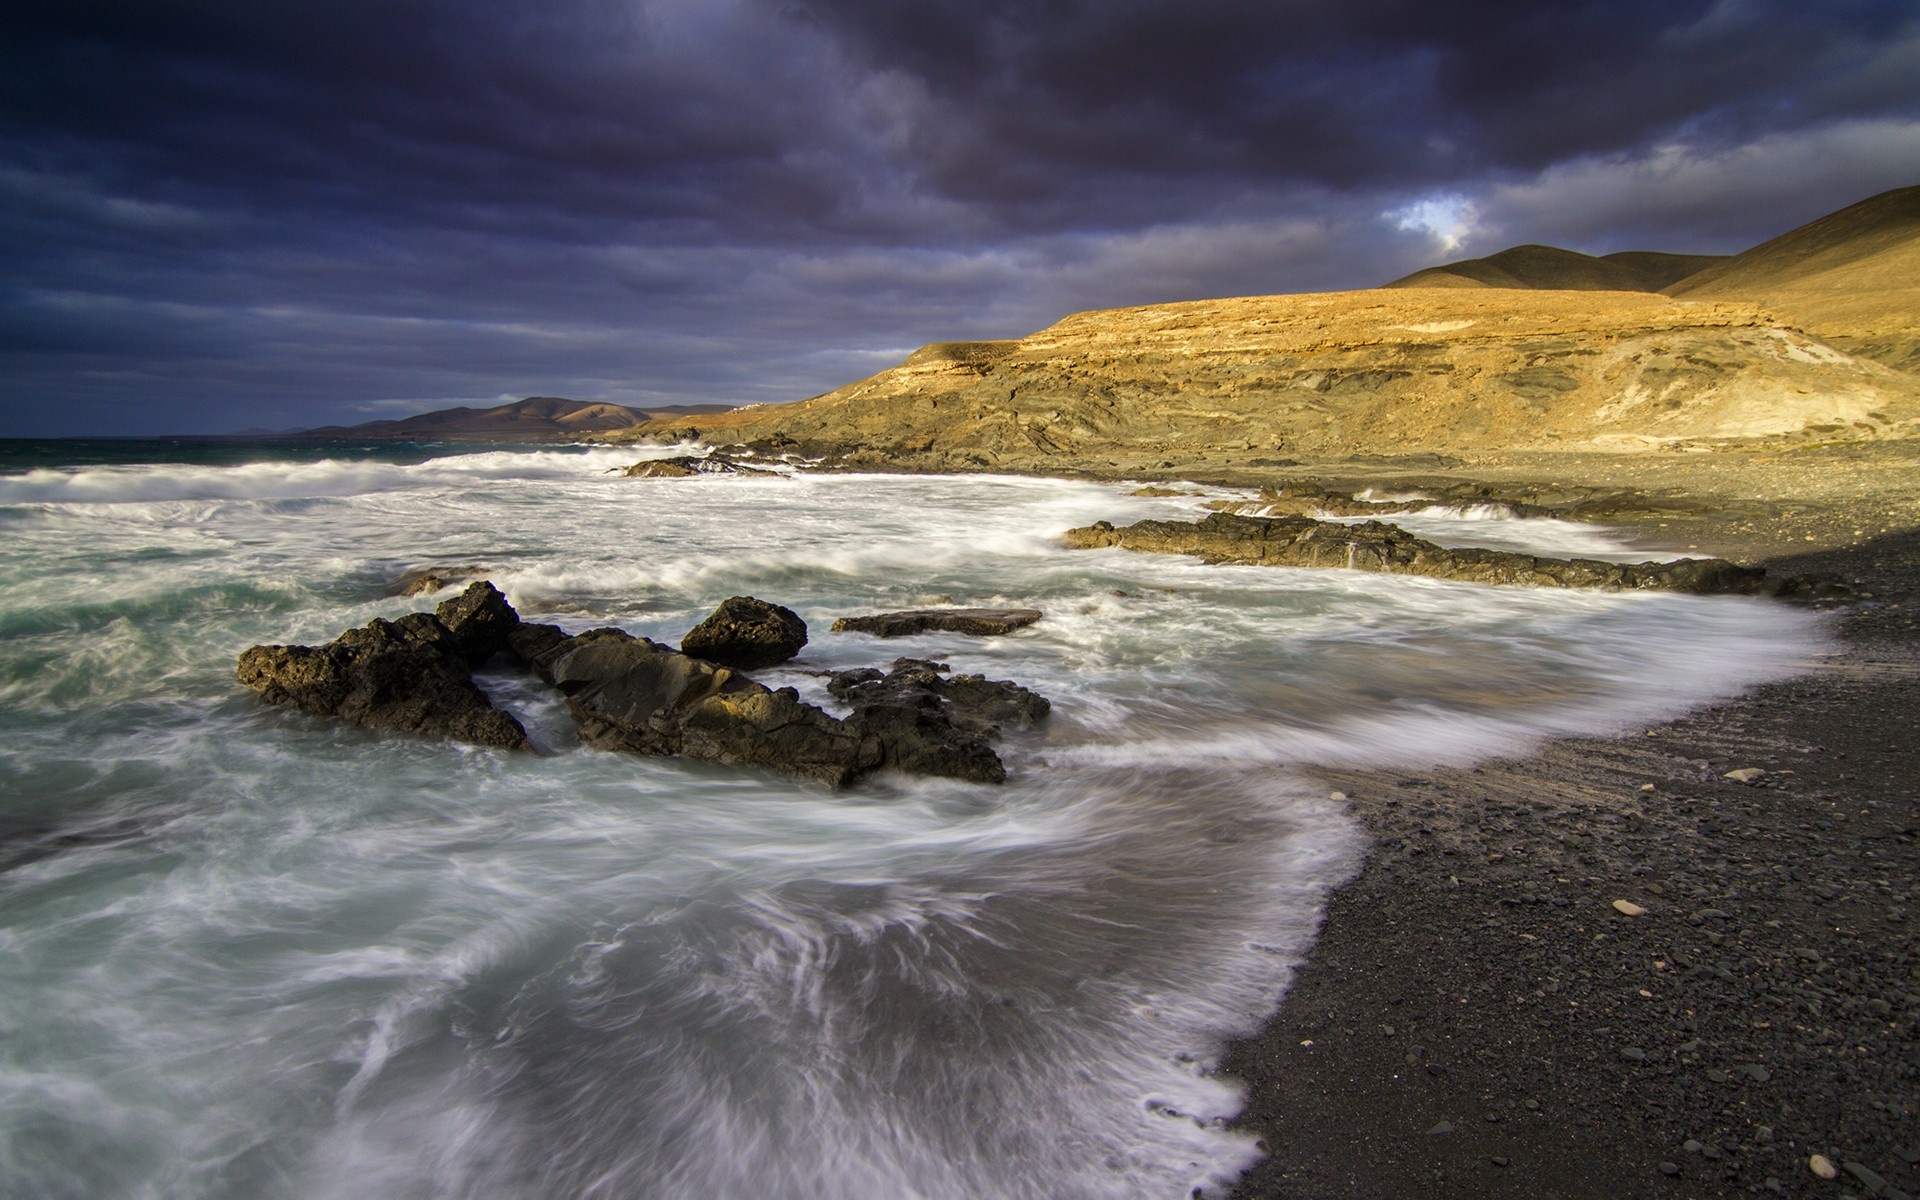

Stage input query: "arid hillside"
[
  {"left": 598, "top": 188, "right": 1920, "bottom": 473},
  {"left": 1664, "top": 185, "right": 1920, "bottom": 372},
  {"left": 1385, "top": 246, "right": 1724, "bottom": 292}
]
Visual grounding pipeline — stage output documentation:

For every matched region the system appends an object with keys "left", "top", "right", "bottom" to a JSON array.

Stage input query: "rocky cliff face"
[{"left": 601, "top": 288, "right": 1920, "bottom": 473}]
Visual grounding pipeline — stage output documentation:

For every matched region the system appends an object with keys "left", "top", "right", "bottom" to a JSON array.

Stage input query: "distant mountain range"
[{"left": 284, "top": 396, "right": 736, "bottom": 440}]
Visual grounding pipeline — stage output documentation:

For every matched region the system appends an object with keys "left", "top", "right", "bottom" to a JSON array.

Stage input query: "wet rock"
[
  {"left": 1061, "top": 512, "right": 1818, "bottom": 596},
  {"left": 678, "top": 685, "right": 868, "bottom": 787},
  {"left": 622, "top": 454, "right": 776, "bottom": 478},
  {"left": 680, "top": 596, "right": 809, "bottom": 669},
  {"left": 827, "top": 657, "right": 1051, "bottom": 785},
  {"left": 1613, "top": 898, "right": 1648, "bottom": 916},
  {"left": 435, "top": 581, "right": 520, "bottom": 665},
  {"left": 830, "top": 608, "right": 1043, "bottom": 637},
  {"left": 1810, "top": 1155, "right": 1840, "bottom": 1180},
  {"left": 390, "top": 565, "right": 487, "bottom": 596},
  {"left": 1724, "top": 767, "right": 1768, "bottom": 784},
  {"left": 505, "top": 621, "right": 580, "bottom": 682},
  {"left": 237, "top": 608, "right": 529, "bottom": 750},
  {"left": 546, "top": 638, "right": 1046, "bottom": 787}
]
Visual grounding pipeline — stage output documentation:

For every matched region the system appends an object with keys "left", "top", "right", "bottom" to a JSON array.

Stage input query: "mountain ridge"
[{"left": 593, "top": 186, "right": 1920, "bottom": 472}]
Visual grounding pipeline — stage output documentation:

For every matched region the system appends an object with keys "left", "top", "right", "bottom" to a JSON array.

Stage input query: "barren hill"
[
  {"left": 1664, "top": 185, "right": 1920, "bottom": 372},
  {"left": 1386, "top": 246, "right": 1724, "bottom": 292},
  {"left": 292, "top": 396, "right": 726, "bottom": 440},
  {"left": 596, "top": 187, "right": 1920, "bottom": 474},
  {"left": 604, "top": 290, "right": 1920, "bottom": 474}
]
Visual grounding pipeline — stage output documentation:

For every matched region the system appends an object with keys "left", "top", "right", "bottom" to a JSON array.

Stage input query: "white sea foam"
[{"left": 0, "top": 449, "right": 1830, "bottom": 1199}]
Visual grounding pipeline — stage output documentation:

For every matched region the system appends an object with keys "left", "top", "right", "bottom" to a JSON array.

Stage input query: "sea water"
[{"left": 0, "top": 441, "right": 1828, "bottom": 1199}]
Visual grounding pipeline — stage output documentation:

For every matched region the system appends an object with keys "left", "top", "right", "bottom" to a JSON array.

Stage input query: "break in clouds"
[{"left": 1, "top": 0, "right": 1916, "bottom": 434}]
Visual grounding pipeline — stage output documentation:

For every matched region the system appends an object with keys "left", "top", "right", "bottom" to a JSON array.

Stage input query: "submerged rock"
[
  {"left": 1062, "top": 511, "right": 1824, "bottom": 596},
  {"left": 831, "top": 608, "right": 1043, "bottom": 637},
  {"left": 389, "top": 565, "right": 488, "bottom": 596},
  {"left": 236, "top": 606, "right": 529, "bottom": 750},
  {"left": 680, "top": 596, "right": 809, "bottom": 669},
  {"left": 622, "top": 454, "right": 776, "bottom": 478}
]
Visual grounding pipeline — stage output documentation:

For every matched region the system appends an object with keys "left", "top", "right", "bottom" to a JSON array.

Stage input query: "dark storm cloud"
[{"left": 1, "top": 0, "right": 1915, "bottom": 435}]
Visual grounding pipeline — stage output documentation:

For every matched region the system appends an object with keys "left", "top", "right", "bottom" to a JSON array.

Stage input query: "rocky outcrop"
[
  {"left": 236, "top": 595, "right": 531, "bottom": 749},
  {"left": 831, "top": 608, "right": 1043, "bottom": 637},
  {"left": 543, "top": 632, "right": 1040, "bottom": 786},
  {"left": 241, "top": 584, "right": 1050, "bottom": 785},
  {"left": 622, "top": 454, "right": 776, "bottom": 478},
  {"left": 827, "top": 658, "right": 1050, "bottom": 784},
  {"left": 434, "top": 580, "right": 520, "bottom": 665},
  {"left": 680, "top": 596, "right": 808, "bottom": 668},
  {"left": 541, "top": 632, "right": 867, "bottom": 783},
  {"left": 1062, "top": 512, "right": 1826, "bottom": 595}
]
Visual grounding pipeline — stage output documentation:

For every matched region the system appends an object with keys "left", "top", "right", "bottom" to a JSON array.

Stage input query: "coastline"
[{"left": 1207, "top": 450, "right": 1919, "bottom": 1199}]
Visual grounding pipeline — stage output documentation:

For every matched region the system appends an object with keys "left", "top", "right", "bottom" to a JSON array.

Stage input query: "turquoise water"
[{"left": 0, "top": 442, "right": 1828, "bottom": 1199}]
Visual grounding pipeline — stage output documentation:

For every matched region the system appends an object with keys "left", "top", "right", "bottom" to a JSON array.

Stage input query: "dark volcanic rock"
[
  {"left": 678, "top": 686, "right": 869, "bottom": 787},
  {"left": 434, "top": 581, "right": 520, "bottom": 665},
  {"left": 680, "top": 596, "right": 809, "bottom": 669},
  {"left": 243, "top": 584, "right": 1051, "bottom": 785},
  {"left": 1063, "top": 512, "right": 1818, "bottom": 595},
  {"left": 544, "top": 632, "right": 866, "bottom": 785},
  {"left": 236, "top": 610, "right": 529, "bottom": 749},
  {"left": 390, "top": 565, "right": 487, "bottom": 596},
  {"left": 622, "top": 454, "right": 776, "bottom": 478},
  {"left": 830, "top": 608, "right": 1044, "bottom": 637},
  {"left": 826, "top": 657, "right": 1051, "bottom": 784}
]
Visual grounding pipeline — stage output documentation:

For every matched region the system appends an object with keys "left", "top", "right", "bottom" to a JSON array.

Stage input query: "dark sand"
[{"left": 1214, "top": 444, "right": 1919, "bottom": 1199}]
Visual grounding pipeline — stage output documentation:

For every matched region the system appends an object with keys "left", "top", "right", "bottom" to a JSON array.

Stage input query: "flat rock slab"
[
  {"left": 622, "top": 454, "right": 776, "bottom": 478},
  {"left": 831, "top": 608, "right": 1043, "bottom": 637},
  {"left": 1063, "top": 512, "right": 1840, "bottom": 597}
]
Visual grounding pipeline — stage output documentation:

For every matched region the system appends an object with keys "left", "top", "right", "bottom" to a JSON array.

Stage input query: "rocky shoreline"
[{"left": 1206, "top": 450, "right": 1919, "bottom": 1200}]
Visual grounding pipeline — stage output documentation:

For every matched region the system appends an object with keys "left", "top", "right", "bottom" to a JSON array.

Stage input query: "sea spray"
[{"left": 0, "top": 444, "right": 1830, "bottom": 1199}]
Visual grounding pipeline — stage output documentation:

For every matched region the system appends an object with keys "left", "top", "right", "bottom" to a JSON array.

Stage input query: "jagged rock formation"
[
  {"left": 239, "top": 584, "right": 1046, "bottom": 786},
  {"left": 679, "top": 596, "right": 809, "bottom": 669},
  {"left": 826, "top": 658, "right": 1051, "bottom": 784},
  {"left": 235, "top": 582, "right": 530, "bottom": 749},
  {"left": 831, "top": 608, "right": 1043, "bottom": 637},
  {"left": 1061, "top": 512, "right": 1838, "bottom": 596}
]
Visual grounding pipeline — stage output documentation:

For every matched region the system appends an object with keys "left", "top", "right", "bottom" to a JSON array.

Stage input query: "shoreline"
[{"left": 1206, "top": 456, "right": 1918, "bottom": 1199}]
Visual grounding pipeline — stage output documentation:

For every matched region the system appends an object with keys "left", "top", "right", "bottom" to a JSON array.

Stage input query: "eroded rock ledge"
[
  {"left": 1063, "top": 512, "right": 1833, "bottom": 596},
  {"left": 237, "top": 583, "right": 1048, "bottom": 787}
]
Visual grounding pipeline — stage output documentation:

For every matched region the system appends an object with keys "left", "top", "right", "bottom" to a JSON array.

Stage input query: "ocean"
[{"left": 0, "top": 439, "right": 1828, "bottom": 1199}]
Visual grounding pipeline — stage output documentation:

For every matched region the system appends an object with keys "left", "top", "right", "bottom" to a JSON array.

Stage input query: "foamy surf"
[{"left": 0, "top": 444, "right": 1830, "bottom": 1199}]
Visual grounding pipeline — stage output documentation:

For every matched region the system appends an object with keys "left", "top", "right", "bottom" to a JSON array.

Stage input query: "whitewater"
[{"left": 0, "top": 442, "right": 1828, "bottom": 1199}]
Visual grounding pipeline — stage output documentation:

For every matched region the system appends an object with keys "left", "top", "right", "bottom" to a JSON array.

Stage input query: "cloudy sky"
[{"left": 3, "top": 0, "right": 1916, "bottom": 436}]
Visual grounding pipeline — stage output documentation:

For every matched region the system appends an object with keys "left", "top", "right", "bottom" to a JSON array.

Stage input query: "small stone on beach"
[
  {"left": 1613, "top": 899, "right": 1648, "bottom": 916},
  {"left": 1809, "top": 1154, "right": 1839, "bottom": 1180},
  {"left": 1724, "top": 767, "right": 1767, "bottom": 784}
]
